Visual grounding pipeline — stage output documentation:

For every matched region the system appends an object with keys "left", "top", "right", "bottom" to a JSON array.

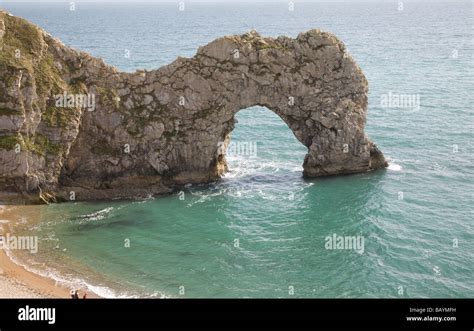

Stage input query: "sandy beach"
[
  {"left": 0, "top": 205, "right": 98, "bottom": 298},
  {"left": 0, "top": 249, "right": 66, "bottom": 298}
]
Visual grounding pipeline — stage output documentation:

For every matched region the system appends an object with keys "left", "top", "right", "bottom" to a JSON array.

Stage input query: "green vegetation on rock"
[
  {"left": 35, "top": 53, "right": 66, "bottom": 95},
  {"left": 97, "top": 86, "right": 120, "bottom": 109},
  {"left": 22, "top": 134, "right": 61, "bottom": 156},
  {"left": 69, "top": 78, "right": 88, "bottom": 94},
  {"left": 0, "top": 135, "right": 20, "bottom": 150},
  {"left": 0, "top": 107, "right": 19, "bottom": 116},
  {"left": 42, "top": 106, "right": 76, "bottom": 127},
  {"left": 0, "top": 13, "right": 66, "bottom": 95},
  {"left": 0, "top": 133, "right": 60, "bottom": 156}
]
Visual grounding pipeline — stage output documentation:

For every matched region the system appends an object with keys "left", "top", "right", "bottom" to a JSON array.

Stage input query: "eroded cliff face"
[{"left": 0, "top": 11, "right": 386, "bottom": 203}]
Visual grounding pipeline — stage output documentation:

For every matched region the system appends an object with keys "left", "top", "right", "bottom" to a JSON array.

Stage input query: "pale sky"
[{"left": 1, "top": 0, "right": 468, "bottom": 3}]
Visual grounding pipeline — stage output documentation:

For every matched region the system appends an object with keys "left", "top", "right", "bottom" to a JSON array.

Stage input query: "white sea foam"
[
  {"left": 388, "top": 163, "right": 402, "bottom": 171},
  {"left": 224, "top": 155, "right": 302, "bottom": 181},
  {"left": 78, "top": 207, "right": 115, "bottom": 222},
  {"left": 4, "top": 249, "right": 137, "bottom": 298}
]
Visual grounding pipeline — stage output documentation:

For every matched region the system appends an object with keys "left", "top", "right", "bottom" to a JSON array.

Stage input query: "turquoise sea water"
[{"left": 2, "top": 1, "right": 473, "bottom": 298}]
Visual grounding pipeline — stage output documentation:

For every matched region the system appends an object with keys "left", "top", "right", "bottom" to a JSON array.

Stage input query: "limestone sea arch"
[{"left": 0, "top": 11, "right": 387, "bottom": 203}]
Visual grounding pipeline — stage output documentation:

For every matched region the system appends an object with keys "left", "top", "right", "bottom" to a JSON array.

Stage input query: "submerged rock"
[{"left": 0, "top": 10, "right": 387, "bottom": 203}]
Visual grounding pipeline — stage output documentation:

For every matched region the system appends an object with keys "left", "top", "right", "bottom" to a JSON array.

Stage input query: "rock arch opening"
[{"left": 221, "top": 106, "right": 308, "bottom": 179}]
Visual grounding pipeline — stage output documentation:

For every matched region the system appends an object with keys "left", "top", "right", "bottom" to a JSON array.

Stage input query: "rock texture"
[{"left": 0, "top": 11, "right": 387, "bottom": 203}]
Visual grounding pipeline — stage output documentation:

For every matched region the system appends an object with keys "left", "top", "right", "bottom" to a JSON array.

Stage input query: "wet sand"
[{"left": 0, "top": 205, "right": 99, "bottom": 298}]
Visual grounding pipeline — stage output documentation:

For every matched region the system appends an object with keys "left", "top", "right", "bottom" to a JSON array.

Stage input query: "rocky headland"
[{"left": 0, "top": 10, "right": 387, "bottom": 203}]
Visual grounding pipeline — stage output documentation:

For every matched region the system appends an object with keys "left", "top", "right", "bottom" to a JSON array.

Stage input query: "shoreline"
[
  {"left": 0, "top": 205, "right": 100, "bottom": 298},
  {"left": 0, "top": 249, "right": 70, "bottom": 298}
]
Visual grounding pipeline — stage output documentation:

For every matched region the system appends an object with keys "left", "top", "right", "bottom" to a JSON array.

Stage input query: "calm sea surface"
[{"left": 2, "top": 1, "right": 473, "bottom": 297}]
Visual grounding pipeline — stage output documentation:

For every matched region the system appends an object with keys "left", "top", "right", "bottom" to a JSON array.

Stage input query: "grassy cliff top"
[
  {"left": 0, "top": 11, "right": 67, "bottom": 96},
  {"left": 0, "top": 11, "right": 45, "bottom": 70}
]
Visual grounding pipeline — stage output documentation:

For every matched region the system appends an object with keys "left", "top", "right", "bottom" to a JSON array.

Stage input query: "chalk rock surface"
[{"left": 0, "top": 11, "right": 387, "bottom": 203}]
